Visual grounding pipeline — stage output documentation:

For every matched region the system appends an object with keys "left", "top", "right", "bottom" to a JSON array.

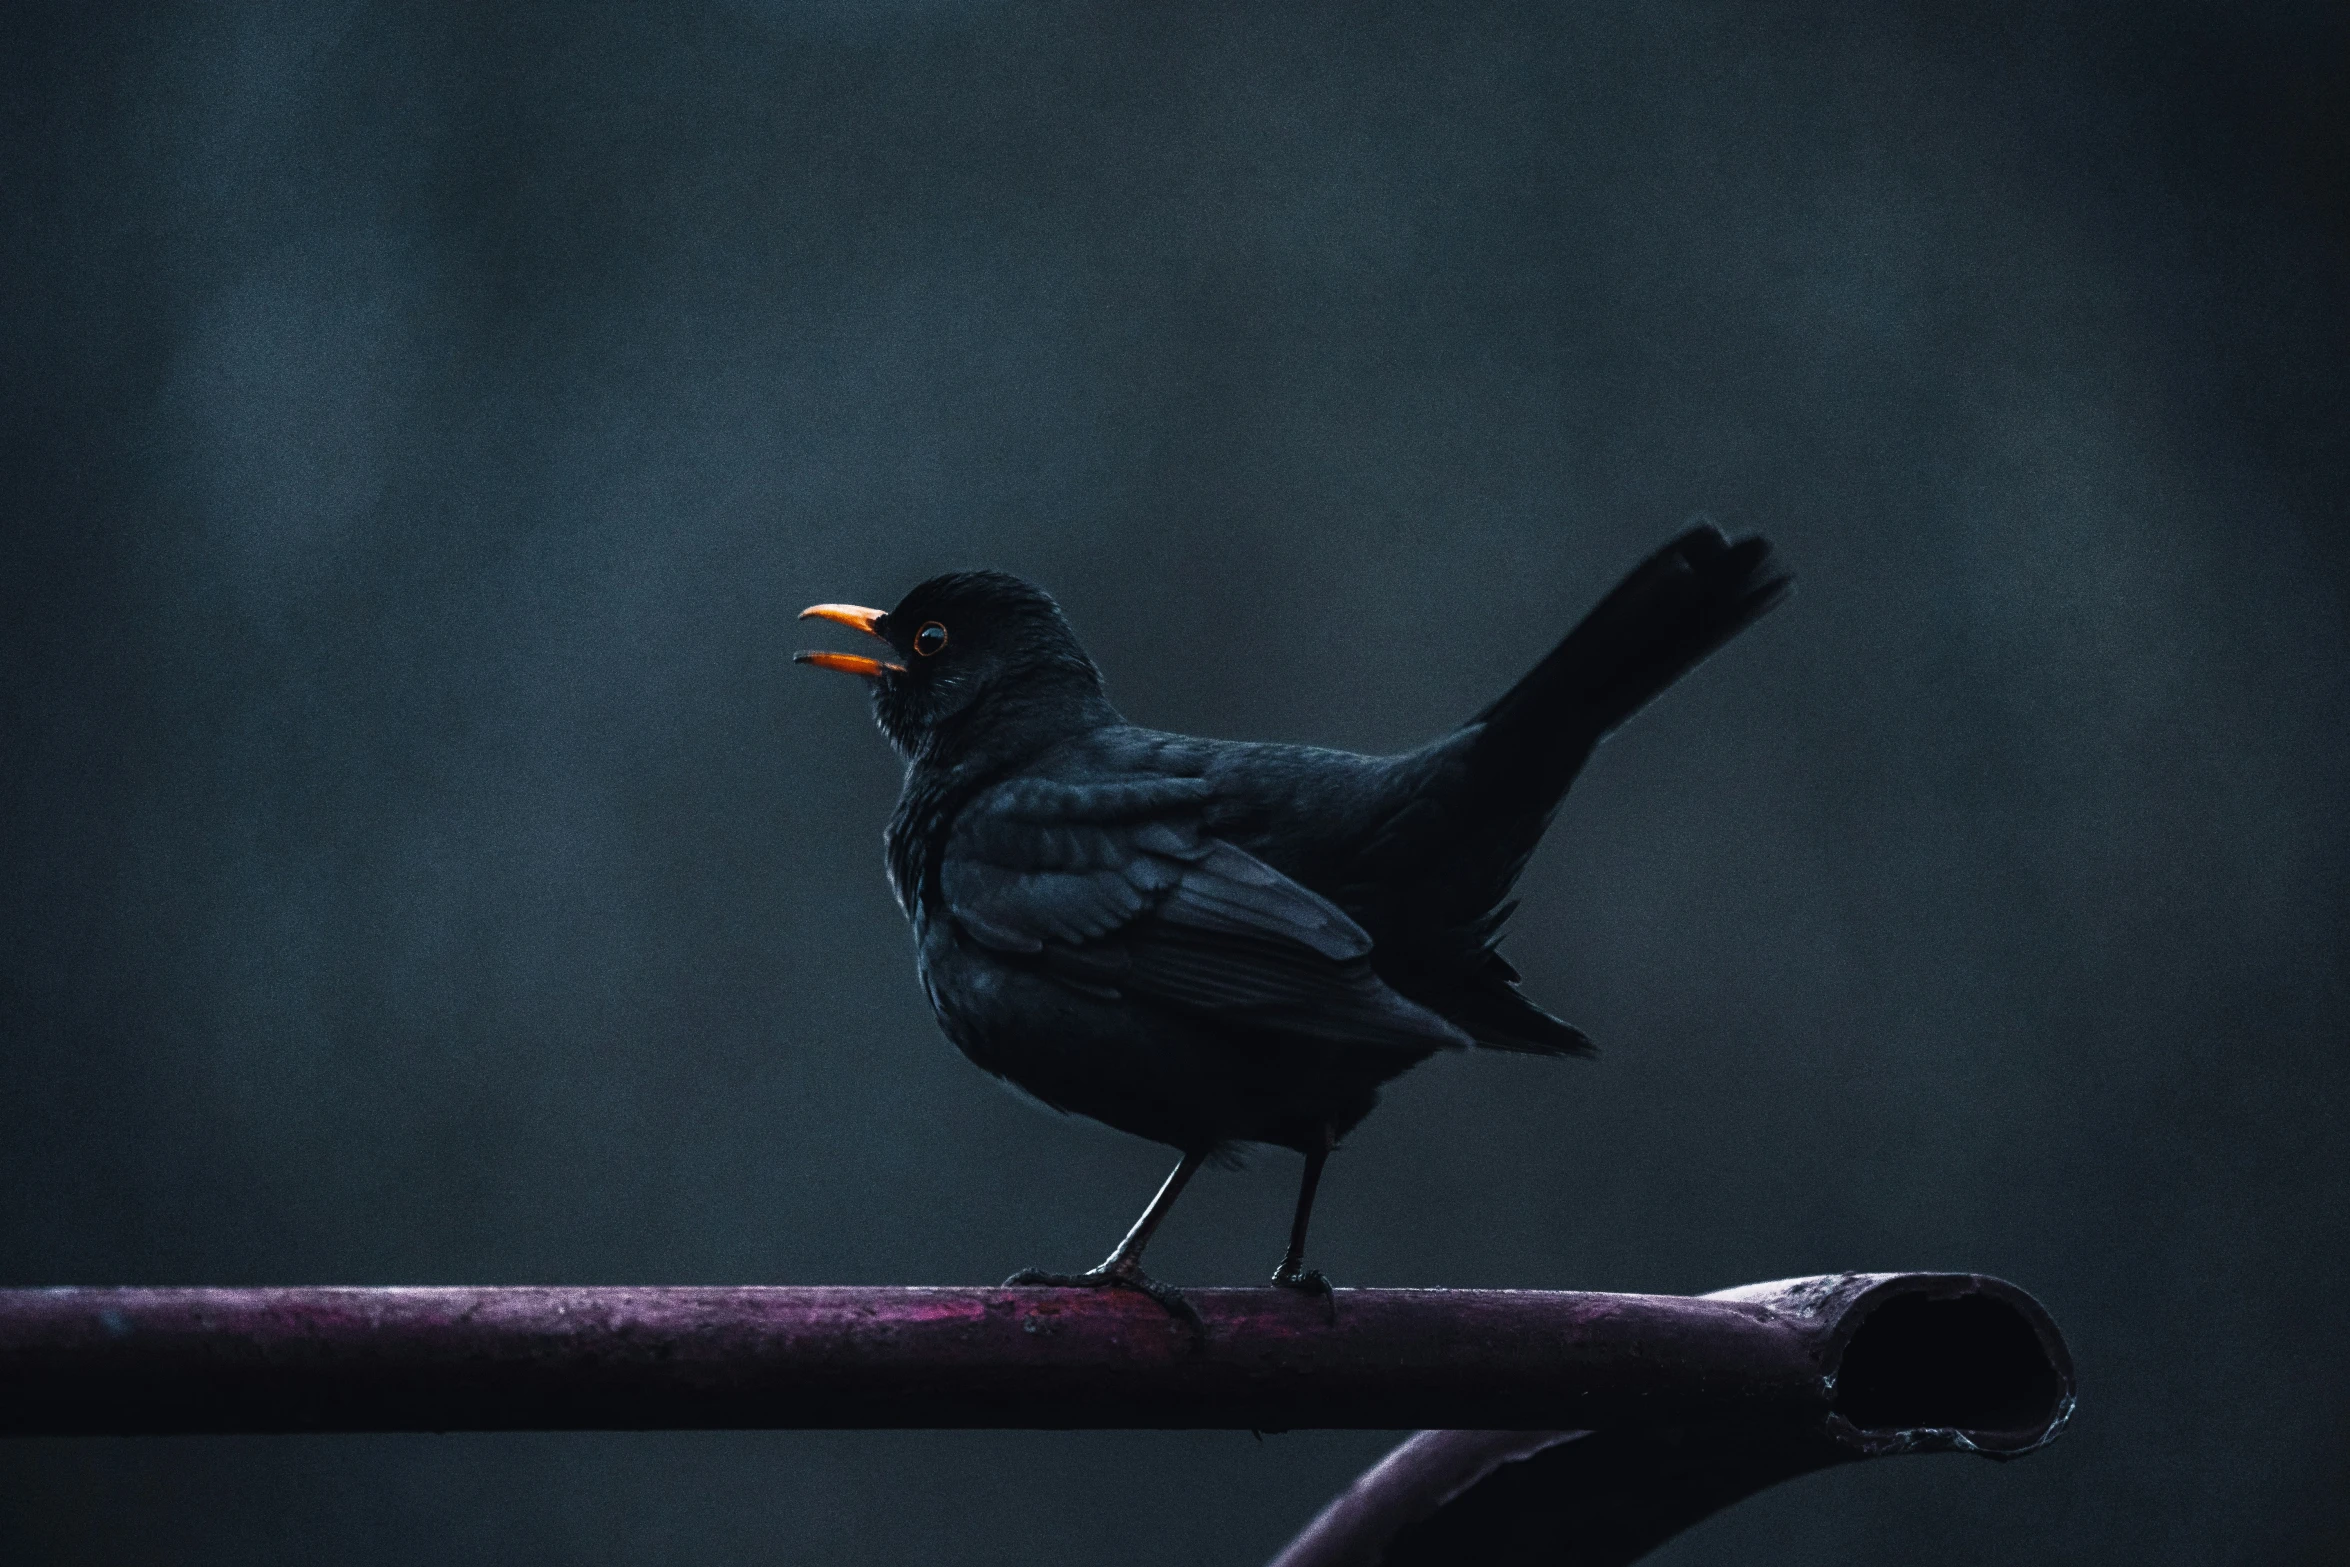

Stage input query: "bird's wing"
[{"left": 941, "top": 775, "right": 1470, "bottom": 1055}]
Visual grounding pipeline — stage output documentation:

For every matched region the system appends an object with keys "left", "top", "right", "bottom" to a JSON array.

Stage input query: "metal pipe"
[
  {"left": 0, "top": 1274, "right": 2064, "bottom": 1438},
  {"left": 1268, "top": 1273, "right": 2075, "bottom": 1567}
]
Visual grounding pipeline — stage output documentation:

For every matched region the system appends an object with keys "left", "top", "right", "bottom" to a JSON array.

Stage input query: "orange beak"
[{"left": 794, "top": 603, "right": 904, "bottom": 678}]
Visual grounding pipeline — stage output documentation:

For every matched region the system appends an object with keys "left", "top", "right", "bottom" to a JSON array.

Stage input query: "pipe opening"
[{"left": 1833, "top": 1292, "right": 2062, "bottom": 1437}]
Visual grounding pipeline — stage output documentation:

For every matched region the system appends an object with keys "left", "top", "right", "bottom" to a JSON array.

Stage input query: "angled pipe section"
[{"left": 1268, "top": 1273, "right": 2074, "bottom": 1567}]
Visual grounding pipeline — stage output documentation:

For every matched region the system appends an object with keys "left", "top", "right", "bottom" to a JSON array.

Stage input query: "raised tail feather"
[
  {"left": 1466, "top": 522, "right": 1789, "bottom": 814},
  {"left": 1400, "top": 523, "right": 1787, "bottom": 1059}
]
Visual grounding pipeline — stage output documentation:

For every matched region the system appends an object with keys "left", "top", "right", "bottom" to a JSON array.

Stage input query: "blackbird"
[{"left": 797, "top": 524, "right": 1786, "bottom": 1313}]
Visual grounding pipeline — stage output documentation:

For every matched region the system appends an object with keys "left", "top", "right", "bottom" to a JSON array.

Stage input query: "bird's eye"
[{"left": 914, "top": 621, "right": 949, "bottom": 657}]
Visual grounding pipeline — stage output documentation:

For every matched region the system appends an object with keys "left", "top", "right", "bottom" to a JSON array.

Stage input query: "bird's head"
[{"left": 795, "top": 570, "right": 1115, "bottom": 763}]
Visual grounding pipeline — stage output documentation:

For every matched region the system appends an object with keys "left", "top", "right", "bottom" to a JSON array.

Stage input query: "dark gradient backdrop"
[{"left": 4, "top": 2, "right": 2345, "bottom": 1563}]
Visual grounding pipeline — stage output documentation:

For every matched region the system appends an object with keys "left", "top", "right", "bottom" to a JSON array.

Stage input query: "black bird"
[{"left": 797, "top": 525, "right": 1786, "bottom": 1311}]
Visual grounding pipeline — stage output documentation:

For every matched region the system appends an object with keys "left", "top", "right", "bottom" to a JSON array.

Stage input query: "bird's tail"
[
  {"left": 1372, "top": 523, "right": 1786, "bottom": 1060},
  {"left": 1464, "top": 522, "right": 1789, "bottom": 815}
]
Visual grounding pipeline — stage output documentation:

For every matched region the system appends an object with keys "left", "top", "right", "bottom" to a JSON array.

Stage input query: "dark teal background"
[{"left": 3, "top": 2, "right": 2344, "bottom": 1561}]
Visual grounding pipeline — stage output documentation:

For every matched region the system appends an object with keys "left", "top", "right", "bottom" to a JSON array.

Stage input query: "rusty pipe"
[
  {"left": 0, "top": 1274, "right": 2068, "bottom": 1441},
  {"left": 0, "top": 1282, "right": 1846, "bottom": 1435},
  {"left": 1268, "top": 1272, "right": 2074, "bottom": 1567}
]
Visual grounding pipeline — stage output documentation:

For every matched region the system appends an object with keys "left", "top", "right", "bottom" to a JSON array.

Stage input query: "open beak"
[{"left": 794, "top": 603, "right": 905, "bottom": 678}]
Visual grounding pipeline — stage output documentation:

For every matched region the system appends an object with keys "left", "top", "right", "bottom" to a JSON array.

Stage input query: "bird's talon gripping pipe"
[
  {"left": 1001, "top": 1266, "right": 1207, "bottom": 1344},
  {"left": 1272, "top": 1267, "right": 1338, "bottom": 1325},
  {"left": 1126, "top": 1274, "right": 1207, "bottom": 1342}
]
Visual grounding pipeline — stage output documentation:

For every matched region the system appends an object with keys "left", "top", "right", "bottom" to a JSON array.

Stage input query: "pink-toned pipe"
[
  {"left": 0, "top": 1274, "right": 2063, "bottom": 1437},
  {"left": 1269, "top": 1272, "right": 2073, "bottom": 1567}
]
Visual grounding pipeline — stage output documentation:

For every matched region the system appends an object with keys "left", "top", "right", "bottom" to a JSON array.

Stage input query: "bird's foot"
[
  {"left": 1271, "top": 1263, "right": 1338, "bottom": 1325},
  {"left": 1002, "top": 1261, "right": 1206, "bottom": 1343}
]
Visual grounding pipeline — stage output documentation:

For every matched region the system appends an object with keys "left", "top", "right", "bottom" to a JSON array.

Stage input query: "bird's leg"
[
  {"left": 1004, "top": 1149, "right": 1208, "bottom": 1336},
  {"left": 1093, "top": 1147, "right": 1204, "bottom": 1278},
  {"left": 1271, "top": 1127, "right": 1336, "bottom": 1319}
]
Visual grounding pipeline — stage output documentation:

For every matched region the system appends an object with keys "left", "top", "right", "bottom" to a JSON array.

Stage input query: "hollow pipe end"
[{"left": 1715, "top": 1271, "right": 2076, "bottom": 1458}]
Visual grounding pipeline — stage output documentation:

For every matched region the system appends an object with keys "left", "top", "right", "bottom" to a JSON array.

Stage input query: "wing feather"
[{"left": 941, "top": 774, "right": 1468, "bottom": 1055}]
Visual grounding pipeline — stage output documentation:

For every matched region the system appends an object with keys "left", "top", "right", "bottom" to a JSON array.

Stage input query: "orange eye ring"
[{"left": 913, "top": 621, "right": 949, "bottom": 657}]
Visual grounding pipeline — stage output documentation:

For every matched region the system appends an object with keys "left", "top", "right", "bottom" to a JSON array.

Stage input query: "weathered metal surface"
[
  {"left": 0, "top": 1283, "right": 1836, "bottom": 1435},
  {"left": 0, "top": 1271, "right": 2073, "bottom": 1565},
  {"left": 1267, "top": 1273, "right": 2074, "bottom": 1567}
]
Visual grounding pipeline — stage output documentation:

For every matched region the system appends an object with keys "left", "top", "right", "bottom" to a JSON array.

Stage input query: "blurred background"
[{"left": 3, "top": 1, "right": 2344, "bottom": 1562}]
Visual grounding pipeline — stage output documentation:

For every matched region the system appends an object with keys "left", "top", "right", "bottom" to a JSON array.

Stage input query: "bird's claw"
[
  {"left": 1272, "top": 1265, "right": 1338, "bottom": 1324},
  {"left": 1001, "top": 1263, "right": 1207, "bottom": 1344}
]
